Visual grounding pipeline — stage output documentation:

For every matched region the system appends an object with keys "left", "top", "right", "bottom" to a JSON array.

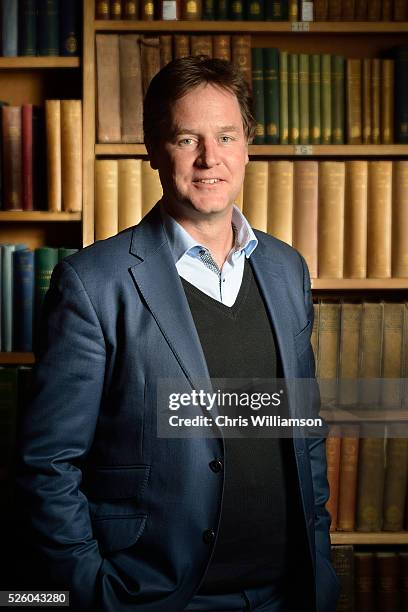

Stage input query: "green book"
[
  {"left": 288, "top": 53, "right": 299, "bottom": 145},
  {"left": 34, "top": 247, "right": 59, "bottom": 347},
  {"left": 309, "top": 54, "right": 321, "bottom": 145},
  {"left": 251, "top": 48, "right": 265, "bottom": 144},
  {"left": 58, "top": 248, "right": 79, "bottom": 261},
  {"left": 321, "top": 53, "right": 332, "bottom": 145},
  {"left": 279, "top": 50, "right": 289, "bottom": 144},
  {"left": 331, "top": 55, "right": 345, "bottom": 145},
  {"left": 19, "top": 0, "right": 37, "bottom": 56},
  {"left": 394, "top": 46, "right": 408, "bottom": 143},
  {"left": 299, "top": 53, "right": 310, "bottom": 145},
  {"left": 266, "top": 0, "right": 288, "bottom": 19},
  {"left": 230, "top": 0, "right": 245, "bottom": 19},
  {"left": 203, "top": 0, "right": 215, "bottom": 19},
  {"left": 247, "top": 0, "right": 264, "bottom": 19},
  {"left": 263, "top": 48, "right": 280, "bottom": 144},
  {"left": 217, "top": 0, "right": 229, "bottom": 18},
  {"left": 37, "top": 0, "right": 59, "bottom": 56}
]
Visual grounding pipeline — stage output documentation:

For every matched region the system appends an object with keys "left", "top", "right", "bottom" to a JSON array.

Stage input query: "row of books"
[
  {"left": 0, "top": 0, "right": 81, "bottom": 57},
  {"left": 326, "top": 427, "right": 408, "bottom": 533},
  {"left": 95, "top": 0, "right": 408, "bottom": 22},
  {"left": 252, "top": 49, "right": 406, "bottom": 145},
  {"left": 96, "top": 0, "right": 295, "bottom": 21},
  {"left": 313, "top": 300, "right": 408, "bottom": 408},
  {"left": 331, "top": 546, "right": 408, "bottom": 612},
  {"left": 0, "top": 244, "right": 78, "bottom": 352},
  {"left": 95, "top": 159, "right": 408, "bottom": 279},
  {"left": 0, "top": 100, "right": 82, "bottom": 212}
]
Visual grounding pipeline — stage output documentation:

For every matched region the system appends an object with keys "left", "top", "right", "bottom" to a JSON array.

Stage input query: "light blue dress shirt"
[{"left": 160, "top": 202, "right": 258, "bottom": 307}]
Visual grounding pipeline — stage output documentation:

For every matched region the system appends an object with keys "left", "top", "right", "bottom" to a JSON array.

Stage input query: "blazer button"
[
  {"left": 203, "top": 529, "right": 216, "bottom": 545},
  {"left": 209, "top": 459, "right": 223, "bottom": 473}
]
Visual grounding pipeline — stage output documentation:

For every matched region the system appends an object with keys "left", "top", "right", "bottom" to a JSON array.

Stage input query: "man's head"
[{"left": 143, "top": 56, "right": 256, "bottom": 221}]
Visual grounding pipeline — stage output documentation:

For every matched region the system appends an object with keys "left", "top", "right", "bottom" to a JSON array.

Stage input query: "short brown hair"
[{"left": 143, "top": 56, "right": 256, "bottom": 152}]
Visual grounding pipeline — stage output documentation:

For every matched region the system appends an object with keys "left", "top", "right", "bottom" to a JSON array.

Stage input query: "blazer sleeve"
[{"left": 16, "top": 260, "right": 107, "bottom": 610}]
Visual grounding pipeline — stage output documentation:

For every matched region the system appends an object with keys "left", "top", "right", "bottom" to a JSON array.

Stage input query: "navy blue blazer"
[{"left": 17, "top": 204, "right": 340, "bottom": 611}]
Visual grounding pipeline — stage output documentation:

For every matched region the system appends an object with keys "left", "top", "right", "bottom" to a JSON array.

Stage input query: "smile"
[{"left": 193, "top": 179, "right": 222, "bottom": 184}]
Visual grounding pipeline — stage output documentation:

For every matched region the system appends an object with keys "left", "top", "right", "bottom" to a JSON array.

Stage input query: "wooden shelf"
[
  {"left": 331, "top": 532, "right": 408, "bottom": 545},
  {"left": 311, "top": 278, "right": 408, "bottom": 290},
  {"left": 0, "top": 353, "right": 35, "bottom": 365},
  {"left": 94, "top": 20, "right": 408, "bottom": 33},
  {"left": 0, "top": 57, "right": 80, "bottom": 69},
  {"left": 0, "top": 211, "right": 82, "bottom": 222},
  {"left": 95, "top": 144, "right": 408, "bottom": 157}
]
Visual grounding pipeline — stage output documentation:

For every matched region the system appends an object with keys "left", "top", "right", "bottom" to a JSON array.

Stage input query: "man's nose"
[{"left": 196, "top": 139, "right": 220, "bottom": 167}]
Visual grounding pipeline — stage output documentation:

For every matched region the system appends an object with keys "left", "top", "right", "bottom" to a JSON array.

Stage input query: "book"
[
  {"left": 309, "top": 54, "right": 321, "bottom": 145},
  {"left": 45, "top": 100, "right": 62, "bottom": 212},
  {"left": 356, "top": 432, "right": 386, "bottom": 532},
  {"left": 140, "top": 36, "right": 161, "bottom": 97},
  {"left": 119, "top": 35, "right": 144, "bottom": 143},
  {"left": 321, "top": 54, "right": 332, "bottom": 145},
  {"left": 96, "top": 34, "right": 121, "bottom": 143},
  {"left": 96, "top": 1, "right": 111, "bottom": 18},
  {"left": 22, "top": 104, "right": 34, "bottom": 211},
  {"left": 37, "top": 0, "right": 59, "bottom": 56},
  {"left": 279, "top": 50, "right": 289, "bottom": 145},
  {"left": 362, "top": 59, "right": 371, "bottom": 144},
  {"left": 358, "top": 301, "right": 384, "bottom": 407},
  {"left": 355, "top": 0, "right": 368, "bottom": 19},
  {"left": 394, "top": 46, "right": 408, "bottom": 144},
  {"left": 181, "top": 0, "right": 202, "bottom": 19},
  {"left": 328, "top": 0, "right": 341, "bottom": 19},
  {"left": 95, "top": 160, "right": 119, "bottom": 240},
  {"left": 60, "top": 0, "right": 81, "bottom": 56},
  {"left": 34, "top": 247, "right": 59, "bottom": 348},
  {"left": 331, "top": 546, "right": 354, "bottom": 611},
  {"left": 394, "top": 0, "right": 408, "bottom": 20},
  {"left": 314, "top": 0, "right": 328, "bottom": 19},
  {"left": 288, "top": 54, "right": 299, "bottom": 145},
  {"left": 251, "top": 48, "right": 265, "bottom": 144},
  {"left": 231, "top": 35, "right": 252, "bottom": 86},
  {"left": 367, "top": 161, "right": 392, "bottom": 278},
  {"left": 203, "top": 0, "right": 215, "bottom": 19},
  {"left": 191, "top": 35, "right": 213, "bottom": 57},
  {"left": 337, "top": 425, "right": 360, "bottom": 531},
  {"left": 354, "top": 553, "right": 375, "bottom": 612},
  {"left": 343, "top": 161, "right": 368, "bottom": 278},
  {"left": 247, "top": 0, "right": 264, "bottom": 20},
  {"left": 367, "top": 0, "right": 381, "bottom": 20},
  {"left": 383, "top": 437, "right": 408, "bottom": 531},
  {"left": 376, "top": 553, "right": 400, "bottom": 610},
  {"left": 263, "top": 48, "right": 279, "bottom": 144},
  {"left": 288, "top": 0, "right": 298, "bottom": 20},
  {"left": 341, "top": 0, "right": 355, "bottom": 19},
  {"left": 318, "top": 162, "right": 345, "bottom": 278},
  {"left": 141, "top": 161, "right": 162, "bottom": 216},
  {"left": 12, "top": 249, "right": 34, "bottom": 352},
  {"left": 381, "top": 59, "right": 394, "bottom": 145},
  {"left": 371, "top": 59, "right": 381, "bottom": 145},
  {"left": 173, "top": 35, "right": 190, "bottom": 59},
  {"left": 381, "top": 303, "right": 404, "bottom": 409},
  {"left": 292, "top": 161, "right": 318, "bottom": 278},
  {"left": 346, "top": 59, "right": 362, "bottom": 144},
  {"left": 110, "top": 0, "right": 123, "bottom": 19},
  {"left": 1, "top": 0, "right": 18, "bottom": 56},
  {"left": 326, "top": 425, "right": 341, "bottom": 531},
  {"left": 267, "top": 161, "right": 293, "bottom": 245},
  {"left": 123, "top": 1, "right": 139, "bottom": 18},
  {"left": 392, "top": 161, "right": 408, "bottom": 277},
  {"left": 382, "top": 0, "right": 393, "bottom": 21},
  {"left": 299, "top": 54, "right": 310, "bottom": 145},
  {"left": 2, "top": 106, "right": 23, "bottom": 211},
  {"left": 159, "top": 35, "right": 173, "bottom": 67},
  {"left": 338, "top": 303, "right": 362, "bottom": 407},
  {"left": 331, "top": 55, "right": 345, "bottom": 145},
  {"left": 19, "top": 0, "right": 37, "bottom": 56},
  {"left": 141, "top": 0, "right": 155, "bottom": 19},
  {"left": 316, "top": 300, "right": 341, "bottom": 408},
  {"left": 118, "top": 159, "right": 143, "bottom": 231},
  {"left": 243, "top": 161, "right": 268, "bottom": 232},
  {"left": 216, "top": 0, "right": 229, "bottom": 19},
  {"left": 266, "top": 1, "right": 288, "bottom": 19},
  {"left": 61, "top": 100, "right": 82, "bottom": 213},
  {"left": 213, "top": 35, "right": 231, "bottom": 61},
  {"left": 230, "top": 0, "right": 244, "bottom": 19}
]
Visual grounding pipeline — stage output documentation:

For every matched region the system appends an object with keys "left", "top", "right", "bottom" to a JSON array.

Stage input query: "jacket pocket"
[
  {"left": 83, "top": 464, "right": 151, "bottom": 500},
  {"left": 92, "top": 513, "right": 147, "bottom": 554}
]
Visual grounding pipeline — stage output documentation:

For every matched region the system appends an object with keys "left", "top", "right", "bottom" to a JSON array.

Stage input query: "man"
[{"left": 17, "top": 57, "right": 340, "bottom": 611}]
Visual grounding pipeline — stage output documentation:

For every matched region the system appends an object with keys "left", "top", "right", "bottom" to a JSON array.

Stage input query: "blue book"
[
  {"left": 13, "top": 249, "right": 34, "bottom": 352},
  {"left": 60, "top": 0, "right": 80, "bottom": 56},
  {"left": 1, "top": 244, "right": 27, "bottom": 352},
  {"left": 1, "top": 0, "right": 18, "bottom": 56}
]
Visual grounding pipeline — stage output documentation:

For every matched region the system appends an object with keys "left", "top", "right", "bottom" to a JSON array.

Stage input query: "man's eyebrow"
[{"left": 171, "top": 125, "right": 240, "bottom": 136}]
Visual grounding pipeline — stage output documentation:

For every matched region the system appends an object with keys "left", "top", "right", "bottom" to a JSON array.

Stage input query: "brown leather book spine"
[
  {"left": 140, "top": 36, "right": 161, "bottom": 97},
  {"left": 95, "top": 159, "right": 119, "bottom": 240},
  {"left": 356, "top": 432, "right": 386, "bottom": 531},
  {"left": 45, "top": 100, "right": 61, "bottom": 212},
  {"left": 141, "top": 0, "right": 155, "bottom": 19},
  {"left": 392, "top": 161, "right": 408, "bottom": 278},
  {"left": 22, "top": 104, "right": 33, "bottom": 211},
  {"left": 382, "top": 303, "right": 404, "bottom": 408},
  {"left": 96, "top": 34, "right": 121, "bottom": 143},
  {"left": 331, "top": 546, "right": 354, "bottom": 609},
  {"left": 318, "top": 162, "right": 345, "bottom": 278},
  {"left": 119, "top": 35, "right": 143, "bottom": 143},
  {"left": 267, "top": 161, "right": 294, "bottom": 245},
  {"left": 381, "top": 0, "right": 393, "bottom": 20},
  {"left": 181, "top": 0, "right": 202, "bottom": 19},
  {"left": 344, "top": 161, "right": 368, "bottom": 278},
  {"left": 367, "top": 161, "right": 392, "bottom": 278},
  {"left": 190, "top": 35, "right": 213, "bottom": 57},
  {"left": 337, "top": 425, "right": 360, "bottom": 531},
  {"left": 338, "top": 303, "right": 362, "bottom": 406},
  {"left": 313, "top": 0, "right": 328, "bottom": 20},
  {"left": 288, "top": 0, "right": 298, "bottom": 20},
  {"left": 358, "top": 301, "right": 384, "bottom": 409},
  {"left": 376, "top": 553, "right": 400, "bottom": 611},
  {"left": 371, "top": 59, "right": 381, "bottom": 145},
  {"left": 326, "top": 425, "right": 341, "bottom": 531},
  {"left": 110, "top": 0, "right": 122, "bottom": 19},
  {"left": 2, "top": 106, "right": 23, "bottom": 211},
  {"left": 118, "top": 159, "right": 142, "bottom": 231},
  {"left": 293, "top": 161, "right": 318, "bottom": 278},
  {"left": 346, "top": 59, "right": 362, "bottom": 144},
  {"left": 367, "top": 0, "right": 381, "bottom": 19},
  {"left": 399, "top": 553, "right": 408, "bottom": 612},
  {"left": 381, "top": 59, "right": 394, "bottom": 144},
  {"left": 96, "top": 1, "right": 110, "bottom": 19},
  {"left": 383, "top": 437, "right": 408, "bottom": 531},
  {"left": 159, "top": 35, "right": 173, "bottom": 67},
  {"left": 60, "top": 100, "right": 82, "bottom": 213},
  {"left": 243, "top": 161, "right": 268, "bottom": 232},
  {"left": 354, "top": 0, "right": 367, "bottom": 18},
  {"left": 316, "top": 301, "right": 341, "bottom": 398},
  {"left": 341, "top": 0, "right": 355, "bottom": 19},
  {"left": 173, "top": 35, "right": 190, "bottom": 59},
  {"left": 362, "top": 59, "right": 371, "bottom": 144},
  {"left": 355, "top": 553, "right": 375, "bottom": 612},
  {"left": 394, "top": 0, "right": 407, "bottom": 20},
  {"left": 231, "top": 35, "right": 252, "bottom": 87},
  {"left": 328, "top": 0, "right": 342, "bottom": 19},
  {"left": 123, "top": 1, "right": 139, "bottom": 19},
  {"left": 213, "top": 35, "right": 231, "bottom": 61}
]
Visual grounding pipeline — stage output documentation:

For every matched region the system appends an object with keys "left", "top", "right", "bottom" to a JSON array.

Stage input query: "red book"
[
  {"left": 2, "top": 105, "right": 22, "bottom": 211},
  {"left": 22, "top": 104, "right": 33, "bottom": 211}
]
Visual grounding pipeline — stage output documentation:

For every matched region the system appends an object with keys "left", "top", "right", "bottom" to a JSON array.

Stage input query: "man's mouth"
[{"left": 193, "top": 179, "right": 222, "bottom": 184}]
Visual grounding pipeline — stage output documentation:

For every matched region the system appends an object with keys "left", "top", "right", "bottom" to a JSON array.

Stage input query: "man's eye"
[
  {"left": 179, "top": 138, "right": 194, "bottom": 145},
  {"left": 220, "top": 136, "right": 233, "bottom": 143}
]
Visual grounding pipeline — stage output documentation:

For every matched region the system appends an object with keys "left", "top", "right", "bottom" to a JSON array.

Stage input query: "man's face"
[{"left": 150, "top": 83, "right": 249, "bottom": 221}]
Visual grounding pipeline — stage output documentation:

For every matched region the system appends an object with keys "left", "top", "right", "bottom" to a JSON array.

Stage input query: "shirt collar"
[{"left": 160, "top": 201, "right": 258, "bottom": 265}]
